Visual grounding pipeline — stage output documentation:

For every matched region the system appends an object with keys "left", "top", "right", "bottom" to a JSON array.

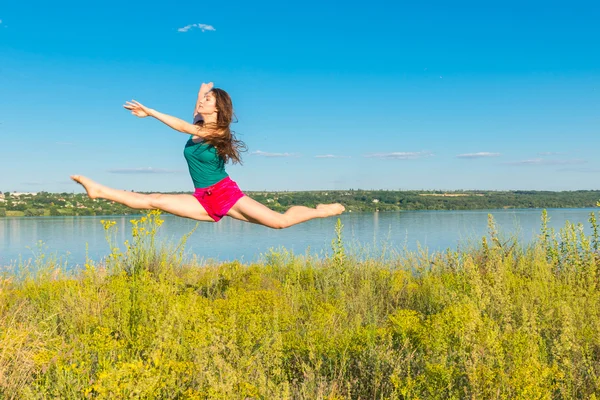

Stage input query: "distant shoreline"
[
  {"left": 1, "top": 206, "right": 598, "bottom": 219},
  {"left": 1, "top": 189, "right": 599, "bottom": 217}
]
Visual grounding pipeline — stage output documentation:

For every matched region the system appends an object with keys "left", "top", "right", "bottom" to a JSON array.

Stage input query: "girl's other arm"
[{"left": 124, "top": 100, "right": 209, "bottom": 137}]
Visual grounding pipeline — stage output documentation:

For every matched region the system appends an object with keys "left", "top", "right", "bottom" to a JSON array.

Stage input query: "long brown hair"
[{"left": 197, "top": 88, "right": 247, "bottom": 164}]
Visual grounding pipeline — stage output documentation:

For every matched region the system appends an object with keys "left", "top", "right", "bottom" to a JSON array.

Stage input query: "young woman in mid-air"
[{"left": 71, "top": 83, "right": 345, "bottom": 228}]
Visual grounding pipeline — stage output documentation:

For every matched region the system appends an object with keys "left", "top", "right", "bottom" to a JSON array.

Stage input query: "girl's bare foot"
[
  {"left": 317, "top": 203, "right": 345, "bottom": 217},
  {"left": 70, "top": 175, "right": 103, "bottom": 199}
]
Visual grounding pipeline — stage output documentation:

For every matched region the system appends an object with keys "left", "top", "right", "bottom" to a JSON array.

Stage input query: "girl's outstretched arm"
[{"left": 124, "top": 100, "right": 209, "bottom": 137}]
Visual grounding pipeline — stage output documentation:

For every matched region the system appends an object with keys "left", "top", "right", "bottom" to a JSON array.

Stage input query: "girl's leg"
[
  {"left": 227, "top": 196, "right": 345, "bottom": 229},
  {"left": 71, "top": 175, "right": 215, "bottom": 222}
]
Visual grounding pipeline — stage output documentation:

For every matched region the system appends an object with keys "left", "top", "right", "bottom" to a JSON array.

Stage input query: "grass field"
[{"left": 1, "top": 210, "right": 600, "bottom": 399}]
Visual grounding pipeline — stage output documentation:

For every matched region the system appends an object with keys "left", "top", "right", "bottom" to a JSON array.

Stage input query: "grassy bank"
[{"left": 1, "top": 210, "right": 600, "bottom": 399}]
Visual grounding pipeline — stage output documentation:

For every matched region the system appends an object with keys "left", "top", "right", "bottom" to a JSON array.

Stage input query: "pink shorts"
[{"left": 193, "top": 177, "right": 245, "bottom": 222}]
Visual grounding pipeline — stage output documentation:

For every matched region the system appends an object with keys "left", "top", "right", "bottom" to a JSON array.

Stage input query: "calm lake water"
[{"left": 0, "top": 208, "right": 597, "bottom": 268}]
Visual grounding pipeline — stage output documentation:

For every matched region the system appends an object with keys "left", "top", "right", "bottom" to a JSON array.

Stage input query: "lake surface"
[{"left": 0, "top": 208, "right": 597, "bottom": 268}]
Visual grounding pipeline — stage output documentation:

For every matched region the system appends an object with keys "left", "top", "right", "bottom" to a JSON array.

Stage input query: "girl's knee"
[
  {"left": 148, "top": 193, "right": 164, "bottom": 209},
  {"left": 270, "top": 217, "right": 288, "bottom": 229}
]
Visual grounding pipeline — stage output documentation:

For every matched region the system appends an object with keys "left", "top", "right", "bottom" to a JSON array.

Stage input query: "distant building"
[{"left": 11, "top": 192, "right": 38, "bottom": 197}]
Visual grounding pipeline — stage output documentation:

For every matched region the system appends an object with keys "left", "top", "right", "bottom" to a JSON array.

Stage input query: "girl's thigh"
[{"left": 152, "top": 193, "right": 215, "bottom": 222}]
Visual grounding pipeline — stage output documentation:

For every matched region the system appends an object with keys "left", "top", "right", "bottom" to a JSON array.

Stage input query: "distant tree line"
[
  {"left": 0, "top": 189, "right": 599, "bottom": 217},
  {"left": 248, "top": 189, "right": 600, "bottom": 212}
]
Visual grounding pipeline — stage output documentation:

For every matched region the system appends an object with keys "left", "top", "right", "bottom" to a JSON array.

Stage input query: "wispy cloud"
[
  {"left": 503, "top": 158, "right": 587, "bottom": 166},
  {"left": 556, "top": 167, "right": 600, "bottom": 173},
  {"left": 314, "top": 154, "right": 351, "bottom": 159},
  {"left": 364, "top": 151, "right": 433, "bottom": 160},
  {"left": 456, "top": 152, "right": 501, "bottom": 159},
  {"left": 108, "top": 167, "right": 181, "bottom": 174},
  {"left": 178, "top": 23, "right": 216, "bottom": 33},
  {"left": 538, "top": 151, "right": 566, "bottom": 156},
  {"left": 55, "top": 141, "right": 74, "bottom": 146},
  {"left": 251, "top": 150, "right": 298, "bottom": 158}
]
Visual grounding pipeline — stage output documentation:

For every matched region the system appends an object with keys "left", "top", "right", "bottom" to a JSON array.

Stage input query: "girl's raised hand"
[
  {"left": 199, "top": 82, "right": 214, "bottom": 94},
  {"left": 123, "top": 100, "right": 151, "bottom": 118}
]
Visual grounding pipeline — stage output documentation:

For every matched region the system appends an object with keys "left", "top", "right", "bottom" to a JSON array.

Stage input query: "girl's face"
[{"left": 198, "top": 91, "right": 218, "bottom": 115}]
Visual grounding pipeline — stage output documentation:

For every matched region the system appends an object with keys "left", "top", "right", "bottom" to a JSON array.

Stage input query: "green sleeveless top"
[{"left": 183, "top": 137, "right": 228, "bottom": 188}]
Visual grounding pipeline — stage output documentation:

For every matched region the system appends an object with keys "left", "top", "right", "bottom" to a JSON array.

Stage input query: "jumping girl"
[{"left": 71, "top": 83, "right": 345, "bottom": 228}]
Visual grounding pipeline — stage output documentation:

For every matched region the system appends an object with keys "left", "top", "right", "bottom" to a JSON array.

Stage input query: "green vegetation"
[
  {"left": 252, "top": 189, "right": 600, "bottom": 212},
  {"left": 2, "top": 210, "right": 600, "bottom": 398},
  {"left": 0, "top": 192, "right": 140, "bottom": 217},
  {"left": 1, "top": 189, "right": 600, "bottom": 217}
]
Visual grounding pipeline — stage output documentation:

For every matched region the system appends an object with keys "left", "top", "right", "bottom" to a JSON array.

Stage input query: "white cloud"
[
  {"left": 108, "top": 167, "right": 181, "bottom": 174},
  {"left": 198, "top": 24, "right": 215, "bottom": 31},
  {"left": 315, "top": 154, "right": 351, "bottom": 159},
  {"left": 557, "top": 167, "right": 600, "bottom": 173},
  {"left": 364, "top": 151, "right": 433, "bottom": 160},
  {"left": 538, "top": 151, "right": 566, "bottom": 156},
  {"left": 251, "top": 150, "right": 298, "bottom": 158},
  {"left": 178, "top": 23, "right": 216, "bottom": 33},
  {"left": 503, "top": 158, "right": 587, "bottom": 166},
  {"left": 456, "top": 152, "right": 501, "bottom": 159}
]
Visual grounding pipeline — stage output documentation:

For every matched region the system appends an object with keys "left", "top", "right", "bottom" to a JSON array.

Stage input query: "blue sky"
[{"left": 1, "top": 0, "right": 599, "bottom": 193}]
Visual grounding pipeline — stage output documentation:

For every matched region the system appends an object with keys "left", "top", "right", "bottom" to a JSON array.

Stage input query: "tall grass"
[{"left": 1, "top": 209, "right": 600, "bottom": 399}]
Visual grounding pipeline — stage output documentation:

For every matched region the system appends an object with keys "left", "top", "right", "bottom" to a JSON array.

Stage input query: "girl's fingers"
[
  {"left": 123, "top": 100, "right": 141, "bottom": 108},
  {"left": 123, "top": 100, "right": 147, "bottom": 115}
]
